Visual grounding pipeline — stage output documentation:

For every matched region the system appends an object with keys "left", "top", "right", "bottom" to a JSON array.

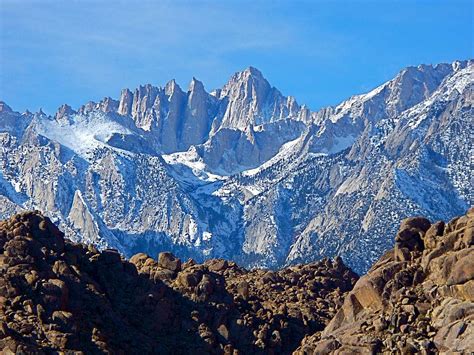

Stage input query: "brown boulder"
[
  {"left": 395, "top": 228, "right": 424, "bottom": 252},
  {"left": 394, "top": 244, "right": 411, "bottom": 261},
  {"left": 152, "top": 268, "right": 176, "bottom": 282},
  {"left": 45, "top": 330, "right": 73, "bottom": 348},
  {"left": 237, "top": 280, "right": 250, "bottom": 300},
  {"left": 313, "top": 338, "right": 341, "bottom": 354},
  {"left": 197, "top": 274, "right": 214, "bottom": 297},
  {"left": 158, "top": 252, "right": 181, "bottom": 272},
  {"left": 206, "top": 259, "right": 228, "bottom": 272},
  {"left": 447, "top": 252, "right": 474, "bottom": 286},
  {"left": 177, "top": 269, "right": 203, "bottom": 288},
  {"left": 129, "top": 253, "right": 149, "bottom": 270},
  {"left": 399, "top": 217, "right": 431, "bottom": 233},
  {"left": 99, "top": 249, "right": 122, "bottom": 265},
  {"left": 424, "top": 221, "right": 445, "bottom": 249},
  {"left": 41, "top": 279, "right": 69, "bottom": 309}
]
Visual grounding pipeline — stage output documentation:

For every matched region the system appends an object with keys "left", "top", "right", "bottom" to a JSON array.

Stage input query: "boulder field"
[
  {"left": 0, "top": 208, "right": 473, "bottom": 354},
  {"left": 297, "top": 208, "right": 474, "bottom": 354},
  {"left": 0, "top": 211, "right": 356, "bottom": 354}
]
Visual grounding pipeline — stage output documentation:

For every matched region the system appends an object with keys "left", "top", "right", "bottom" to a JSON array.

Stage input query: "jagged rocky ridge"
[
  {"left": 1, "top": 210, "right": 473, "bottom": 353},
  {"left": 0, "top": 60, "right": 472, "bottom": 273},
  {"left": 0, "top": 211, "right": 357, "bottom": 354}
]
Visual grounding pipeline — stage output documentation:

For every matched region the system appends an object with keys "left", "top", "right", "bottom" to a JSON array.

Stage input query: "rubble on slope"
[
  {"left": 296, "top": 208, "right": 474, "bottom": 354},
  {"left": 2, "top": 208, "right": 472, "bottom": 354},
  {"left": 0, "top": 211, "right": 356, "bottom": 354}
]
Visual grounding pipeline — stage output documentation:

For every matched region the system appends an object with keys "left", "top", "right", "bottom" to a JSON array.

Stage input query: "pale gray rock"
[
  {"left": 217, "top": 66, "right": 301, "bottom": 130},
  {"left": 0, "top": 60, "right": 471, "bottom": 274}
]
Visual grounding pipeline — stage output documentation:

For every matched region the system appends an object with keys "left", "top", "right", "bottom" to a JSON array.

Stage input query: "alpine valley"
[{"left": 0, "top": 60, "right": 472, "bottom": 274}]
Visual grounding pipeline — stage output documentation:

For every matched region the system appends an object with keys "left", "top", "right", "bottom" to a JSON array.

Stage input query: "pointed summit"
[
  {"left": 0, "top": 101, "right": 13, "bottom": 113},
  {"left": 55, "top": 104, "right": 76, "bottom": 121},
  {"left": 230, "top": 66, "right": 266, "bottom": 84},
  {"left": 188, "top": 77, "right": 205, "bottom": 93},
  {"left": 217, "top": 66, "right": 300, "bottom": 130},
  {"left": 243, "top": 66, "right": 264, "bottom": 77},
  {"left": 165, "top": 79, "right": 182, "bottom": 96},
  {"left": 98, "top": 97, "right": 119, "bottom": 113},
  {"left": 118, "top": 88, "right": 133, "bottom": 116},
  {"left": 220, "top": 66, "right": 271, "bottom": 101}
]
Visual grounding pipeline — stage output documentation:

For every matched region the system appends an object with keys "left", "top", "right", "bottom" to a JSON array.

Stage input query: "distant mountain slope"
[{"left": 0, "top": 59, "right": 472, "bottom": 273}]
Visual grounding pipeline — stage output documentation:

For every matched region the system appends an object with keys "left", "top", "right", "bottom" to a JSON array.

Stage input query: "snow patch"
[
  {"left": 202, "top": 231, "right": 212, "bottom": 241},
  {"left": 242, "top": 136, "right": 301, "bottom": 177},
  {"left": 328, "top": 134, "right": 356, "bottom": 154},
  {"left": 163, "top": 148, "right": 225, "bottom": 183},
  {"left": 36, "top": 112, "right": 135, "bottom": 159}
]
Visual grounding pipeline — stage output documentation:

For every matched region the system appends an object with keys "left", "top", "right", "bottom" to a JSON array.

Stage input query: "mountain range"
[{"left": 0, "top": 59, "right": 472, "bottom": 273}]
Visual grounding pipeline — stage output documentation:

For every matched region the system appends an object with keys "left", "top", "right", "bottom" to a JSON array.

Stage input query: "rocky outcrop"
[
  {"left": 217, "top": 66, "right": 301, "bottom": 130},
  {"left": 130, "top": 252, "right": 357, "bottom": 353},
  {"left": 296, "top": 208, "right": 474, "bottom": 354},
  {"left": 116, "top": 79, "right": 217, "bottom": 153},
  {"left": 0, "top": 211, "right": 357, "bottom": 354},
  {"left": 0, "top": 211, "right": 182, "bottom": 353},
  {"left": 1, "top": 210, "right": 473, "bottom": 353}
]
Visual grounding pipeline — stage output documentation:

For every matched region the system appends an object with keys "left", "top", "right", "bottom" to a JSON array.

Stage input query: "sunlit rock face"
[
  {"left": 296, "top": 209, "right": 474, "bottom": 354},
  {"left": 0, "top": 60, "right": 472, "bottom": 274}
]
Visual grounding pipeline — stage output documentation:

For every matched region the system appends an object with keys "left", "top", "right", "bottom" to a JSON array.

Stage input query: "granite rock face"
[
  {"left": 296, "top": 208, "right": 474, "bottom": 354},
  {"left": 0, "top": 60, "right": 472, "bottom": 274}
]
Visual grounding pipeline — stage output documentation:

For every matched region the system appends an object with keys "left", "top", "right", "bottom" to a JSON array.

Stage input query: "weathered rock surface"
[
  {"left": 0, "top": 211, "right": 357, "bottom": 354},
  {"left": 296, "top": 208, "right": 474, "bottom": 354},
  {"left": 2, "top": 209, "right": 472, "bottom": 354}
]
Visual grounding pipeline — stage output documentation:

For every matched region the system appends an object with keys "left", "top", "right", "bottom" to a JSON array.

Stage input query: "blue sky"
[{"left": 1, "top": 0, "right": 472, "bottom": 114}]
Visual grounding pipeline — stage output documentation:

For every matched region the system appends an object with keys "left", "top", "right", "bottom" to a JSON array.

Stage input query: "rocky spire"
[
  {"left": 118, "top": 88, "right": 133, "bottom": 116},
  {"left": 165, "top": 79, "right": 182, "bottom": 97},
  {"left": 188, "top": 77, "right": 204, "bottom": 93},
  {"left": 98, "top": 97, "right": 119, "bottom": 113},
  {"left": 55, "top": 104, "right": 76, "bottom": 121},
  {"left": 186, "top": 78, "right": 208, "bottom": 115},
  {"left": 220, "top": 66, "right": 270, "bottom": 100},
  {"left": 179, "top": 77, "right": 216, "bottom": 149},
  {"left": 78, "top": 101, "right": 97, "bottom": 115},
  {"left": 218, "top": 67, "right": 300, "bottom": 130}
]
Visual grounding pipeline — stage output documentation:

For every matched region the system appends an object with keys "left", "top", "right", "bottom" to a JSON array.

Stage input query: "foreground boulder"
[
  {"left": 296, "top": 208, "right": 474, "bottom": 354},
  {"left": 0, "top": 211, "right": 179, "bottom": 353}
]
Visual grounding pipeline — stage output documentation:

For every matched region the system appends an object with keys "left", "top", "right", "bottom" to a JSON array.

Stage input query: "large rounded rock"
[
  {"left": 129, "top": 253, "right": 149, "bottom": 268},
  {"left": 447, "top": 252, "right": 474, "bottom": 286},
  {"left": 177, "top": 269, "right": 203, "bottom": 288},
  {"left": 206, "top": 259, "right": 228, "bottom": 272},
  {"left": 399, "top": 217, "right": 431, "bottom": 234},
  {"left": 157, "top": 252, "right": 181, "bottom": 272},
  {"left": 424, "top": 221, "right": 445, "bottom": 249},
  {"left": 395, "top": 228, "right": 424, "bottom": 251}
]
